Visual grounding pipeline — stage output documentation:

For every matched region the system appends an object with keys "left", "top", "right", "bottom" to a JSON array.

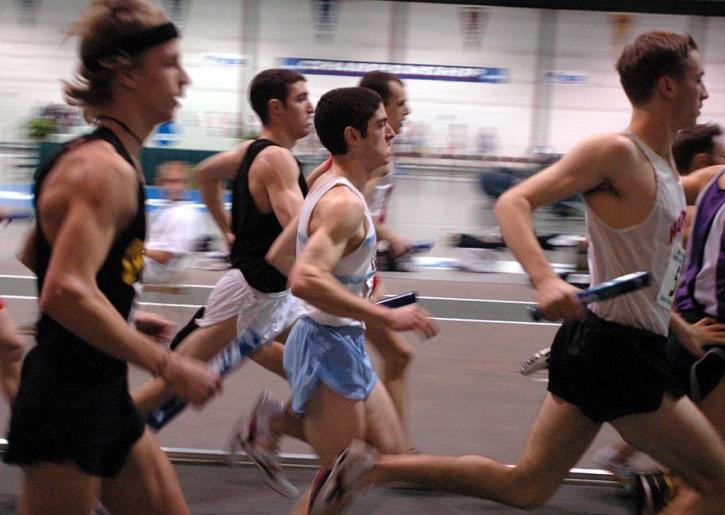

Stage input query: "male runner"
[
  {"left": 308, "top": 30, "right": 725, "bottom": 515},
  {"left": 522, "top": 122, "right": 725, "bottom": 377},
  {"left": 267, "top": 86, "right": 438, "bottom": 513},
  {"left": 593, "top": 123, "right": 725, "bottom": 479},
  {"left": 227, "top": 72, "right": 419, "bottom": 496},
  {"left": 4, "top": 2, "right": 220, "bottom": 512},
  {"left": 131, "top": 68, "right": 314, "bottom": 420},
  {"left": 286, "top": 70, "right": 418, "bottom": 447},
  {"left": 357, "top": 71, "right": 417, "bottom": 444},
  {"left": 674, "top": 123, "right": 725, "bottom": 175}
]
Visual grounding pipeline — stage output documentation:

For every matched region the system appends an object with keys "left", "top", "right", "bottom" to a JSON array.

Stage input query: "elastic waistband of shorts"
[
  {"left": 584, "top": 310, "right": 666, "bottom": 344},
  {"left": 249, "top": 285, "right": 291, "bottom": 299},
  {"left": 299, "top": 316, "right": 364, "bottom": 336}
]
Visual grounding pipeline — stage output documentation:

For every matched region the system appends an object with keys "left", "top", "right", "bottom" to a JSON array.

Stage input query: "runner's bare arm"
[
  {"left": 255, "top": 147, "right": 305, "bottom": 228},
  {"left": 17, "top": 227, "right": 36, "bottom": 273},
  {"left": 266, "top": 213, "right": 299, "bottom": 278},
  {"left": 195, "top": 142, "right": 251, "bottom": 247},
  {"left": 495, "top": 134, "right": 634, "bottom": 319},
  {"left": 290, "top": 189, "right": 437, "bottom": 337},
  {"left": 681, "top": 164, "right": 723, "bottom": 204},
  {"left": 362, "top": 174, "right": 411, "bottom": 257},
  {"left": 39, "top": 147, "right": 219, "bottom": 402}
]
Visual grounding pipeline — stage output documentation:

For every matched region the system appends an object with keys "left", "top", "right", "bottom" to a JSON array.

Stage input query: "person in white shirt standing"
[{"left": 143, "top": 160, "right": 201, "bottom": 284}]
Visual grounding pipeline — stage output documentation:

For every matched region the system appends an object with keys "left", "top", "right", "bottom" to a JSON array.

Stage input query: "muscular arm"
[
  {"left": 252, "top": 147, "right": 305, "bottom": 228},
  {"left": 256, "top": 148, "right": 306, "bottom": 278},
  {"left": 38, "top": 148, "right": 172, "bottom": 374},
  {"left": 290, "top": 188, "right": 391, "bottom": 325},
  {"left": 494, "top": 134, "right": 634, "bottom": 319},
  {"left": 363, "top": 166, "right": 410, "bottom": 257},
  {"left": 195, "top": 143, "right": 250, "bottom": 248},
  {"left": 681, "top": 164, "right": 723, "bottom": 204},
  {"left": 17, "top": 228, "right": 36, "bottom": 272},
  {"left": 266, "top": 213, "right": 299, "bottom": 278}
]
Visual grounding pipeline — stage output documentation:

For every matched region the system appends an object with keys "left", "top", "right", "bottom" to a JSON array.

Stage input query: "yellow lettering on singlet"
[{"left": 121, "top": 238, "right": 145, "bottom": 285}]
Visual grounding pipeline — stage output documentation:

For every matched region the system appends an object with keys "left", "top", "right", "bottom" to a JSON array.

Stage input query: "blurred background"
[
  {"left": 2, "top": 0, "right": 724, "bottom": 185},
  {"left": 0, "top": 3, "right": 721, "bottom": 511}
]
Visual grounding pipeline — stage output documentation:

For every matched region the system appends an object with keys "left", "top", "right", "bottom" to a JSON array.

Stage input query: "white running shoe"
[
  {"left": 519, "top": 347, "right": 551, "bottom": 376},
  {"left": 593, "top": 444, "right": 659, "bottom": 480},
  {"left": 307, "top": 440, "right": 376, "bottom": 515},
  {"left": 227, "top": 389, "right": 299, "bottom": 498}
]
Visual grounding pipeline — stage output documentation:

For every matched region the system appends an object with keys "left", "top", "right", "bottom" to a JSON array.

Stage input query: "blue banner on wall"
[
  {"left": 545, "top": 71, "right": 587, "bottom": 84},
  {"left": 280, "top": 57, "right": 508, "bottom": 83}
]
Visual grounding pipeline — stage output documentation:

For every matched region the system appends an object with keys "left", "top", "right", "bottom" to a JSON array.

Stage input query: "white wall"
[
  {"left": 1, "top": 0, "right": 723, "bottom": 158},
  {"left": 0, "top": 0, "right": 85, "bottom": 140},
  {"left": 170, "top": 0, "right": 244, "bottom": 149},
  {"left": 548, "top": 10, "right": 693, "bottom": 150}
]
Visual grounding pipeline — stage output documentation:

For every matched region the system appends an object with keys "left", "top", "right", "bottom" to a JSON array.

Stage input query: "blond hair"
[{"left": 63, "top": 0, "right": 168, "bottom": 119}]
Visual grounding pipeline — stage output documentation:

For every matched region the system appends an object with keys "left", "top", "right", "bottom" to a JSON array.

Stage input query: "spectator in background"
[{"left": 143, "top": 160, "right": 202, "bottom": 284}]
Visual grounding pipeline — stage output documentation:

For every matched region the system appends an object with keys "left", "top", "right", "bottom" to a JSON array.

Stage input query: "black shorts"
[
  {"left": 665, "top": 311, "right": 725, "bottom": 401},
  {"left": 4, "top": 345, "right": 145, "bottom": 477},
  {"left": 548, "top": 311, "right": 681, "bottom": 423}
]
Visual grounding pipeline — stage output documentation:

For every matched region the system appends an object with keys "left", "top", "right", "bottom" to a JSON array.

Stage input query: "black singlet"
[
  {"left": 4, "top": 127, "right": 146, "bottom": 477},
  {"left": 230, "top": 138, "right": 308, "bottom": 293},
  {"left": 33, "top": 127, "right": 146, "bottom": 369}
]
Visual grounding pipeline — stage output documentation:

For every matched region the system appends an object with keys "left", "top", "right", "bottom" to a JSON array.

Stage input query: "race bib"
[{"left": 657, "top": 245, "right": 686, "bottom": 309}]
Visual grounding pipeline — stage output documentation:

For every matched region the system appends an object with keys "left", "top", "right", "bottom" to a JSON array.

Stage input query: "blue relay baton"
[{"left": 528, "top": 271, "right": 651, "bottom": 321}]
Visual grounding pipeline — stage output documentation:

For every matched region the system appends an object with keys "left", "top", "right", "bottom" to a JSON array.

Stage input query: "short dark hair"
[
  {"left": 616, "top": 31, "right": 698, "bottom": 106},
  {"left": 359, "top": 71, "right": 403, "bottom": 105},
  {"left": 673, "top": 123, "right": 722, "bottom": 174},
  {"left": 249, "top": 69, "right": 305, "bottom": 124},
  {"left": 314, "top": 87, "right": 382, "bottom": 155}
]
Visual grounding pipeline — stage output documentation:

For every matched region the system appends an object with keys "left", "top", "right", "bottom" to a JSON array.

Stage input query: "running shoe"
[
  {"left": 519, "top": 347, "right": 551, "bottom": 376},
  {"left": 227, "top": 389, "right": 298, "bottom": 498},
  {"left": 457, "top": 248, "right": 498, "bottom": 273},
  {"left": 593, "top": 444, "right": 639, "bottom": 479},
  {"left": 593, "top": 444, "right": 662, "bottom": 484},
  {"left": 307, "top": 440, "right": 376, "bottom": 515},
  {"left": 634, "top": 471, "right": 674, "bottom": 514}
]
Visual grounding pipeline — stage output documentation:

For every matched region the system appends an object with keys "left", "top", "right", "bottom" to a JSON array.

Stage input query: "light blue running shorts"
[{"left": 284, "top": 316, "right": 377, "bottom": 415}]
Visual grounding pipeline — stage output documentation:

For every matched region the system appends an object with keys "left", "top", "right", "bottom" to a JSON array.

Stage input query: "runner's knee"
[
  {"left": 383, "top": 344, "right": 414, "bottom": 372},
  {"left": 509, "top": 482, "right": 558, "bottom": 511},
  {"left": 505, "top": 467, "right": 559, "bottom": 510}
]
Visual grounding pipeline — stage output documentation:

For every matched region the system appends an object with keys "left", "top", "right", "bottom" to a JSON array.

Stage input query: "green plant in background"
[
  {"left": 24, "top": 104, "right": 83, "bottom": 142},
  {"left": 26, "top": 117, "right": 56, "bottom": 141}
]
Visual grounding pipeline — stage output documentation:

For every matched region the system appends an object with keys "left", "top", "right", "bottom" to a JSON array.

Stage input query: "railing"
[
  {"left": 0, "top": 439, "right": 620, "bottom": 487},
  {"left": 0, "top": 140, "right": 547, "bottom": 183}
]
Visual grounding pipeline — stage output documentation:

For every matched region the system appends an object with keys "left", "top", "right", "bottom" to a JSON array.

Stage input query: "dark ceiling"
[{"left": 407, "top": 1, "right": 725, "bottom": 17}]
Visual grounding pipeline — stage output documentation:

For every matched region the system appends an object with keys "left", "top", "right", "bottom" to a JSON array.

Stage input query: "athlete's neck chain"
[{"left": 96, "top": 115, "right": 144, "bottom": 147}]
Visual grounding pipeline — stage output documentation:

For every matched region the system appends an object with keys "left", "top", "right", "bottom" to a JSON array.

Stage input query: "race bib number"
[{"left": 657, "top": 245, "right": 686, "bottom": 309}]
